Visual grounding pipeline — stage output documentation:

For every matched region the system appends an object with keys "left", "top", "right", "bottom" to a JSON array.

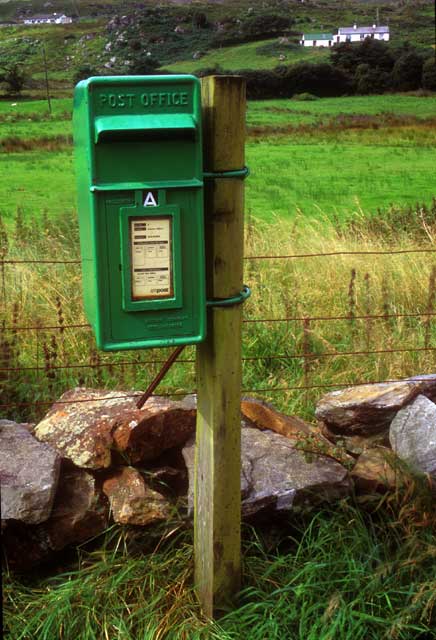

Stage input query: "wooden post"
[{"left": 194, "top": 75, "right": 246, "bottom": 616}]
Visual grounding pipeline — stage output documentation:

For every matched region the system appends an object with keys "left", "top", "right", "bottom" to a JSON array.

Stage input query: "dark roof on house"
[
  {"left": 303, "top": 32, "right": 333, "bottom": 40},
  {"left": 338, "top": 26, "right": 389, "bottom": 35}
]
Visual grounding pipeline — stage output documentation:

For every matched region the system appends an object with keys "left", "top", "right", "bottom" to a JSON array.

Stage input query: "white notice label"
[{"left": 130, "top": 217, "right": 172, "bottom": 300}]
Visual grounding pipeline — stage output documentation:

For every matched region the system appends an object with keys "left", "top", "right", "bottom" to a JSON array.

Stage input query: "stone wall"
[{"left": 2, "top": 376, "right": 435, "bottom": 571}]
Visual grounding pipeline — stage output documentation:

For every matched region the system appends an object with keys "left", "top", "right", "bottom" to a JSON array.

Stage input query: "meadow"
[
  {"left": 2, "top": 90, "right": 436, "bottom": 638},
  {"left": 1, "top": 93, "right": 436, "bottom": 222}
]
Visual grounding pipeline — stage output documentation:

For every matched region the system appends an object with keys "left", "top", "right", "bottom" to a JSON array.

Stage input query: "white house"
[
  {"left": 23, "top": 13, "right": 73, "bottom": 25},
  {"left": 300, "top": 32, "right": 334, "bottom": 47},
  {"left": 335, "top": 25, "right": 390, "bottom": 44}
]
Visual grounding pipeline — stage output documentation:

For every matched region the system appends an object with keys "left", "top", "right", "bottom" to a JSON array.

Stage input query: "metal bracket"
[
  {"left": 207, "top": 285, "right": 251, "bottom": 308},
  {"left": 203, "top": 166, "right": 250, "bottom": 181}
]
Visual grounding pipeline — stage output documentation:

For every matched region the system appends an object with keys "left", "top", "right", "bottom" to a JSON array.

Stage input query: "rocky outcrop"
[
  {"left": 0, "top": 420, "right": 60, "bottom": 525},
  {"left": 183, "top": 426, "right": 351, "bottom": 517},
  {"left": 389, "top": 395, "right": 436, "bottom": 475}
]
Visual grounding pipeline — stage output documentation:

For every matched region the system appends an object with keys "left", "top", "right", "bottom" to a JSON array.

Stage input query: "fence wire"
[{"left": 1, "top": 244, "right": 436, "bottom": 416}]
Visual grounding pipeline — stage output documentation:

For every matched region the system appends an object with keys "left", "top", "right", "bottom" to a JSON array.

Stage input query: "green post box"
[{"left": 73, "top": 75, "right": 206, "bottom": 351}]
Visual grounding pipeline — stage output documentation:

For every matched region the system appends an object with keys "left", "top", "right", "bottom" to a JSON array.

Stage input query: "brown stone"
[
  {"left": 407, "top": 374, "right": 436, "bottom": 403},
  {"left": 315, "top": 381, "right": 419, "bottom": 435},
  {"left": 34, "top": 388, "right": 132, "bottom": 469},
  {"left": 111, "top": 396, "right": 196, "bottom": 464},
  {"left": 34, "top": 389, "right": 196, "bottom": 469},
  {"left": 351, "top": 448, "right": 400, "bottom": 493},
  {"left": 45, "top": 464, "right": 109, "bottom": 550},
  {"left": 241, "top": 397, "right": 313, "bottom": 437},
  {"left": 102, "top": 467, "right": 170, "bottom": 525}
]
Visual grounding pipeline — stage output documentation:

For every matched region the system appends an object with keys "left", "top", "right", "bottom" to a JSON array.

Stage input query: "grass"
[
  {"left": 2, "top": 200, "right": 436, "bottom": 423},
  {"left": 164, "top": 38, "right": 331, "bottom": 73},
  {"left": 1, "top": 94, "right": 435, "bottom": 225},
  {"left": 3, "top": 484, "right": 436, "bottom": 639}
]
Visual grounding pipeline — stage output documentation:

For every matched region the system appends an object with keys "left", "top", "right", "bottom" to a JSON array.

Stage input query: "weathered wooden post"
[{"left": 195, "top": 75, "right": 246, "bottom": 616}]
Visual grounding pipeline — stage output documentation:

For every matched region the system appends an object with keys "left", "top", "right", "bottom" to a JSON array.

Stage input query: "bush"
[
  {"left": 392, "top": 51, "right": 424, "bottom": 91},
  {"left": 330, "top": 39, "right": 394, "bottom": 73},
  {"left": 241, "top": 13, "right": 292, "bottom": 40},
  {"left": 73, "top": 65, "right": 100, "bottom": 86},
  {"left": 354, "top": 63, "right": 391, "bottom": 95},
  {"left": 238, "top": 68, "right": 287, "bottom": 99},
  {"left": 285, "top": 62, "right": 352, "bottom": 97},
  {"left": 422, "top": 57, "right": 436, "bottom": 91},
  {"left": 0, "top": 64, "right": 27, "bottom": 95}
]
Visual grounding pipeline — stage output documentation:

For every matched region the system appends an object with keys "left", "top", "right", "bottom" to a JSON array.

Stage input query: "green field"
[{"left": 1, "top": 93, "right": 435, "bottom": 224}]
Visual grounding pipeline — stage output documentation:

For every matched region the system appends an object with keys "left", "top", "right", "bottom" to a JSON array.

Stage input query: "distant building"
[
  {"left": 335, "top": 25, "right": 390, "bottom": 44},
  {"left": 300, "top": 32, "right": 334, "bottom": 47},
  {"left": 23, "top": 13, "right": 73, "bottom": 25},
  {"left": 301, "top": 24, "right": 390, "bottom": 47}
]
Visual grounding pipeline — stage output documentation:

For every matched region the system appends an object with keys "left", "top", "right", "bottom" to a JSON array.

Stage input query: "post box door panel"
[{"left": 99, "top": 189, "right": 204, "bottom": 349}]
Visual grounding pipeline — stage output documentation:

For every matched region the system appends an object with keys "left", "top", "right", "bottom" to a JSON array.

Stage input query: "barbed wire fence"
[{"left": 1, "top": 237, "right": 436, "bottom": 422}]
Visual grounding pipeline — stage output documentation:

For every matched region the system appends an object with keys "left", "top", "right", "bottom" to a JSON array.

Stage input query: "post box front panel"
[{"left": 96, "top": 187, "right": 204, "bottom": 350}]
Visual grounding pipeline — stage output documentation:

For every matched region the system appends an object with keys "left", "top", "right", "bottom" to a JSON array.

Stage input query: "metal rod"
[{"left": 135, "top": 344, "right": 186, "bottom": 409}]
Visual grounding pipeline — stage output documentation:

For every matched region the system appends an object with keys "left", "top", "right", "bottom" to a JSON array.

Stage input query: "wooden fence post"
[{"left": 194, "top": 75, "right": 246, "bottom": 616}]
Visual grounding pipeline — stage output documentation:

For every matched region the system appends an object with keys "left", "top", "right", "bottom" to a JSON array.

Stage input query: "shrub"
[
  {"left": 0, "top": 64, "right": 27, "bottom": 95},
  {"left": 422, "top": 57, "right": 436, "bottom": 91},
  {"left": 241, "top": 13, "right": 292, "bottom": 40},
  {"left": 354, "top": 63, "right": 391, "bottom": 95},
  {"left": 73, "top": 65, "right": 100, "bottom": 86},
  {"left": 285, "top": 62, "right": 352, "bottom": 97},
  {"left": 331, "top": 39, "right": 394, "bottom": 73},
  {"left": 392, "top": 51, "right": 424, "bottom": 91}
]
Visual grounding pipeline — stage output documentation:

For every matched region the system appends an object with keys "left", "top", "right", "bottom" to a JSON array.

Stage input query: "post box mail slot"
[{"left": 73, "top": 75, "right": 206, "bottom": 351}]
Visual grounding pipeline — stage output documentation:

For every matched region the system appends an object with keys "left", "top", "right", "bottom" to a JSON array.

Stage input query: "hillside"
[{"left": 0, "top": 0, "right": 434, "bottom": 98}]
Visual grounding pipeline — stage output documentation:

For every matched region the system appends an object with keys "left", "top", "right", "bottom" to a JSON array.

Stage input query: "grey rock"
[
  {"left": 183, "top": 426, "right": 350, "bottom": 517},
  {"left": 2, "top": 465, "right": 109, "bottom": 571},
  {"left": 407, "top": 374, "right": 436, "bottom": 403},
  {"left": 389, "top": 395, "right": 436, "bottom": 475},
  {"left": 0, "top": 420, "right": 60, "bottom": 525}
]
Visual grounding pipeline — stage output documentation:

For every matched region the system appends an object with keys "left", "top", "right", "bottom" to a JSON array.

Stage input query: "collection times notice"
[{"left": 130, "top": 217, "right": 172, "bottom": 300}]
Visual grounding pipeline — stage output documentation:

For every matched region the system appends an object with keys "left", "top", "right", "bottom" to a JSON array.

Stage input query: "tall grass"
[
  {"left": 4, "top": 478, "right": 436, "bottom": 639},
  {"left": 1, "top": 200, "right": 435, "bottom": 422}
]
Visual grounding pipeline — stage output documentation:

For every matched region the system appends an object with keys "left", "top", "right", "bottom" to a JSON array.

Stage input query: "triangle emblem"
[{"left": 143, "top": 191, "right": 158, "bottom": 207}]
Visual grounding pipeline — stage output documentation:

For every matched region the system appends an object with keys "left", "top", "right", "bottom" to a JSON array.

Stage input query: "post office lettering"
[
  {"left": 140, "top": 91, "right": 189, "bottom": 107},
  {"left": 99, "top": 93, "right": 135, "bottom": 108}
]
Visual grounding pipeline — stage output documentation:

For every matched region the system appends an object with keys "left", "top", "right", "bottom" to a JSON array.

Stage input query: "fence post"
[{"left": 194, "top": 75, "right": 246, "bottom": 616}]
